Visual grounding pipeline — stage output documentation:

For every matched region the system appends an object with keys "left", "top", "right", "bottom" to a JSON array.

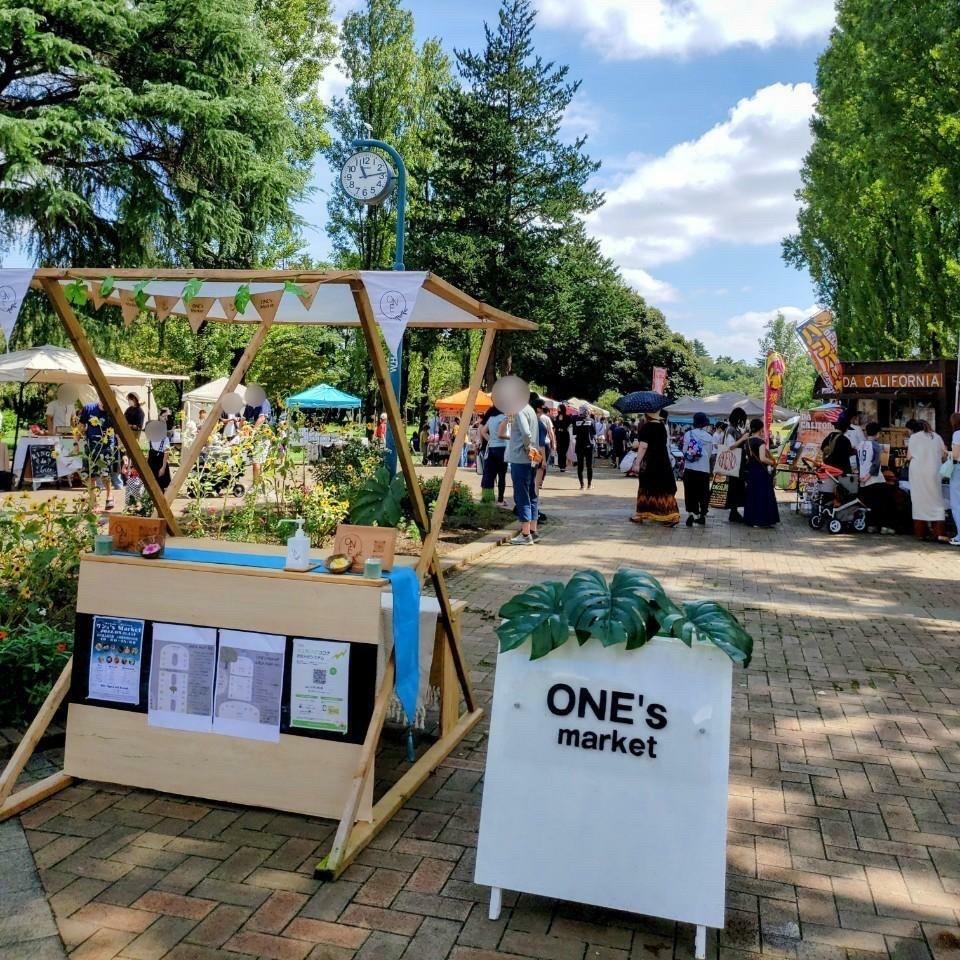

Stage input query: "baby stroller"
[
  {"left": 186, "top": 447, "right": 247, "bottom": 498},
  {"left": 802, "top": 459, "right": 869, "bottom": 534}
]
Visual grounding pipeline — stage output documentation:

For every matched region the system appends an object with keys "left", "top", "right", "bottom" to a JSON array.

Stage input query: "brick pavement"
[{"left": 3, "top": 462, "right": 959, "bottom": 960}]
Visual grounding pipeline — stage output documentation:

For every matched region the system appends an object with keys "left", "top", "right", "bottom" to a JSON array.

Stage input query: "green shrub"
[
  {"left": 420, "top": 477, "right": 474, "bottom": 516},
  {"left": 313, "top": 439, "right": 385, "bottom": 501},
  {"left": 0, "top": 621, "right": 72, "bottom": 728}
]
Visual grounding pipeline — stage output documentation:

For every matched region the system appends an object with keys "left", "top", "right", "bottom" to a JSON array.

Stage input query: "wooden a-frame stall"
[{"left": 0, "top": 268, "right": 533, "bottom": 879}]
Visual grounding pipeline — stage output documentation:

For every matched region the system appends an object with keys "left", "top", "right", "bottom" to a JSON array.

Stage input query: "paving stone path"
[{"left": 2, "top": 463, "right": 959, "bottom": 960}]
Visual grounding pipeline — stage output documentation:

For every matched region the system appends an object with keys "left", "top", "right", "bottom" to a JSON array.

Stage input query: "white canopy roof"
[
  {"left": 664, "top": 392, "right": 795, "bottom": 421},
  {"left": 182, "top": 377, "right": 245, "bottom": 405},
  {"left": 0, "top": 345, "right": 186, "bottom": 386}
]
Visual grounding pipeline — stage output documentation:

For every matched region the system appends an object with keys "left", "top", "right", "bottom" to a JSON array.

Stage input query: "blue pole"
[{"left": 352, "top": 138, "right": 406, "bottom": 475}]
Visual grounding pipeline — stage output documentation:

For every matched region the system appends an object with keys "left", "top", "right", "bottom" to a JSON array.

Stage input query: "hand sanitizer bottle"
[{"left": 285, "top": 518, "right": 311, "bottom": 571}]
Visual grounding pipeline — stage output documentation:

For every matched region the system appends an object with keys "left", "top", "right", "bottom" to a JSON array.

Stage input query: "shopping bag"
[{"left": 709, "top": 475, "right": 731, "bottom": 509}]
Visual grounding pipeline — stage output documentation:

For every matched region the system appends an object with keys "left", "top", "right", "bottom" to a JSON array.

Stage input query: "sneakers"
[
  {"left": 695, "top": 515, "right": 706, "bottom": 525},
  {"left": 531, "top": 531, "right": 542, "bottom": 543},
  {"left": 509, "top": 533, "right": 534, "bottom": 546},
  {"left": 950, "top": 537, "right": 960, "bottom": 546},
  {"left": 686, "top": 515, "right": 695, "bottom": 527}
]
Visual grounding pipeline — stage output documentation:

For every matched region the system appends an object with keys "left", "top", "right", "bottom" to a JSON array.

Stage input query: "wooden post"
[
  {"left": 165, "top": 319, "right": 274, "bottom": 502},
  {"left": 43, "top": 279, "right": 182, "bottom": 536}
]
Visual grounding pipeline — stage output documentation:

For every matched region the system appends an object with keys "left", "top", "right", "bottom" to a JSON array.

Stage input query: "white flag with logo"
[
  {"left": 0, "top": 269, "right": 35, "bottom": 349},
  {"left": 360, "top": 271, "right": 427, "bottom": 357}
]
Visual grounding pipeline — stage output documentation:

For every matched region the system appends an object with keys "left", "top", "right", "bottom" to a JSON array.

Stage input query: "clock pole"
[{"left": 352, "top": 138, "right": 407, "bottom": 475}]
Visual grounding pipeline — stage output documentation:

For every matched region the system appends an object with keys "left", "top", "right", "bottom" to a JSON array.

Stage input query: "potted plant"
[{"left": 496, "top": 567, "right": 753, "bottom": 666}]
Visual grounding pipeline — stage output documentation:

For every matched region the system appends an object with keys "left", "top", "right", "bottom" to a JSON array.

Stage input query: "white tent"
[
  {"left": 182, "top": 377, "right": 246, "bottom": 423},
  {"left": 664, "top": 392, "right": 795, "bottom": 421},
  {"left": 566, "top": 397, "right": 609, "bottom": 418},
  {"left": 0, "top": 345, "right": 186, "bottom": 386}
]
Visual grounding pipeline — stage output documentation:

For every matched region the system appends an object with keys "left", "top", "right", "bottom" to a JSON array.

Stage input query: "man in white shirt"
[
  {"left": 857, "top": 421, "right": 895, "bottom": 533},
  {"left": 682, "top": 412, "right": 715, "bottom": 526},
  {"left": 45, "top": 388, "right": 76, "bottom": 434}
]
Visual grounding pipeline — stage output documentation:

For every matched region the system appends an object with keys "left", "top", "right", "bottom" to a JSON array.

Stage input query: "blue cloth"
[
  {"left": 158, "top": 547, "right": 324, "bottom": 570},
  {"left": 384, "top": 566, "right": 420, "bottom": 726},
  {"left": 510, "top": 461, "right": 538, "bottom": 522}
]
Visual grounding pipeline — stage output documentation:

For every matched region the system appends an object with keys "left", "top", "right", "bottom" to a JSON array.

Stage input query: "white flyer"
[
  {"left": 88, "top": 616, "right": 145, "bottom": 704},
  {"left": 212, "top": 630, "right": 285, "bottom": 742},
  {"left": 290, "top": 638, "right": 350, "bottom": 734},
  {"left": 148, "top": 624, "right": 217, "bottom": 732}
]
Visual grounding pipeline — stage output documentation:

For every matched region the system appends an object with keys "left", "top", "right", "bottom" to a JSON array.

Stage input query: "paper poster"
[
  {"left": 148, "top": 624, "right": 216, "bottom": 732},
  {"left": 213, "top": 630, "right": 285, "bottom": 742},
  {"left": 290, "top": 639, "right": 350, "bottom": 733},
  {"left": 88, "top": 616, "right": 145, "bottom": 704}
]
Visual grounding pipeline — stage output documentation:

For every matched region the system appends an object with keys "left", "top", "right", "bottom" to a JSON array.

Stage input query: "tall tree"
[
  {"left": 0, "top": 0, "right": 331, "bottom": 268},
  {"left": 322, "top": 0, "right": 450, "bottom": 269},
  {"left": 784, "top": 0, "right": 960, "bottom": 358},
  {"left": 757, "top": 312, "right": 815, "bottom": 410}
]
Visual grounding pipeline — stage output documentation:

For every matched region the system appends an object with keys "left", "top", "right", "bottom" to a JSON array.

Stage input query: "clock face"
[{"left": 340, "top": 151, "right": 393, "bottom": 204}]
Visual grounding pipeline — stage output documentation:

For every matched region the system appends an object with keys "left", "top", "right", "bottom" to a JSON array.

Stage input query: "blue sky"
[{"left": 305, "top": 0, "right": 837, "bottom": 360}]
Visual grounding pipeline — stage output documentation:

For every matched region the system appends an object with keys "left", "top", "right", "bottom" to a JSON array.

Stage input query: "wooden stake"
[
  {"left": 165, "top": 319, "right": 274, "bottom": 503},
  {"left": 42, "top": 280, "right": 182, "bottom": 535}
]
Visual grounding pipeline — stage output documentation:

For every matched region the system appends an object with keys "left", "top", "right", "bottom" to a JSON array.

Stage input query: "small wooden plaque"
[
  {"left": 334, "top": 524, "right": 397, "bottom": 574},
  {"left": 108, "top": 516, "right": 167, "bottom": 553}
]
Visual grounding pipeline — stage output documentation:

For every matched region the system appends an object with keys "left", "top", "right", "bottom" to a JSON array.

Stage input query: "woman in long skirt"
[
  {"left": 630, "top": 411, "right": 680, "bottom": 526},
  {"left": 742, "top": 418, "right": 780, "bottom": 528}
]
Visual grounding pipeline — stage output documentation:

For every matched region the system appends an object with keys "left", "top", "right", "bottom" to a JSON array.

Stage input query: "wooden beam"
[
  {"left": 0, "top": 773, "right": 74, "bottom": 823},
  {"left": 0, "top": 659, "right": 72, "bottom": 803},
  {"left": 42, "top": 279, "right": 182, "bottom": 535},
  {"left": 316, "top": 708, "right": 484, "bottom": 879},
  {"left": 40, "top": 269, "right": 359, "bottom": 283},
  {"left": 165, "top": 319, "right": 274, "bottom": 502},
  {"left": 416, "top": 328, "right": 496, "bottom": 578},
  {"left": 427, "top": 558, "right": 477, "bottom": 713}
]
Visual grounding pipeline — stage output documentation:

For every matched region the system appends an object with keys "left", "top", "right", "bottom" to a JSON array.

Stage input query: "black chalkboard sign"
[{"left": 26, "top": 443, "right": 57, "bottom": 485}]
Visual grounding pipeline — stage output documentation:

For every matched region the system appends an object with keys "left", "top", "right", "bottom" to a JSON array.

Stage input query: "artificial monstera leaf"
[
  {"left": 349, "top": 467, "right": 406, "bottom": 527},
  {"left": 234, "top": 284, "right": 252, "bottom": 314},
  {"left": 65, "top": 279, "right": 88, "bottom": 307},
  {"left": 497, "top": 582, "right": 569, "bottom": 660},
  {"left": 563, "top": 569, "right": 652, "bottom": 649},
  {"left": 618, "top": 567, "right": 685, "bottom": 635},
  {"left": 133, "top": 278, "right": 152, "bottom": 310},
  {"left": 181, "top": 277, "right": 203, "bottom": 306},
  {"left": 678, "top": 601, "right": 753, "bottom": 667}
]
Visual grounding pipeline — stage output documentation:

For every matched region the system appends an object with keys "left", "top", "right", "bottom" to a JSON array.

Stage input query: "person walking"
[
  {"left": 722, "top": 407, "right": 748, "bottom": 523},
  {"left": 630, "top": 408, "right": 680, "bottom": 525},
  {"left": 148, "top": 429, "right": 172, "bottom": 493},
  {"left": 479, "top": 405, "right": 509, "bottom": 504},
  {"left": 948, "top": 412, "right": 960, "bottom": 546},
  {"left": 572, "top": 405, "right": 596, "bottom": 490},
  {"left": 743, "top": 418, "right": 780, "bottom": 528},
  {"left": 682, "top": 412, "right": 715, "bottom": 526},
  {"left": 857, "top": 421, "right": 896, "bottom": 534},
  {"left": 906, "top": 419, "right": 948, "bottom": 541},
  {"left": 555, "top": 405, "right": 571, "bottom": 471},
  {"left": 611, "top": 419, "right": 628, "bottom": 468},
  {"left": 533, "top": 396, "right": 556, "bottom": 494},
  {"left": 79, "top": 399, "right": 116, "bottom": 511},
  {"left": 506, "top": 394, "right": 541, "bottom": 545}
]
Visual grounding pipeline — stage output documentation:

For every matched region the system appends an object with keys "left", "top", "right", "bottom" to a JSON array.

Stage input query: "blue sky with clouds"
[{"left": 304, "top": 0, "right": 838, "bottom": 360}]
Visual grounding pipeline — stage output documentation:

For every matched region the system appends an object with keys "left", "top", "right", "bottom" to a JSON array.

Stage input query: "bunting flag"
[
  {"left": 250, "top": 290, "right": 283, "bottom": 323},
  {"left": 296, "top": 281, "right": 322, "bottom": 311},
  {"left": 88, "top": 282, "right": 105, "bottom": 310},
  {"left": 796, "top": 309, "right": 843, "bottom": 395},
  {"left": 359, "top": 271, "right": 427, "bottom": 357},
  {"left": 763, "top": 352, "right": 786, "bottom": 446},
  {"left": 187, "top": 296, "right": 216, "bottom": 333},
  {"left": 118, "top": 290, "right": 140, "bottom": 328},
  {"left": 218, "top": 296, "right": 238, "bottom": 321},
  {"left": 0, "top": 268, "right": 35, "bottom": 349},
  {"left": 153, "top": 294, "right": 180, "bottom": 322},
  {"left": 652, "top": 367, "right": 667, "bottom": 394}
]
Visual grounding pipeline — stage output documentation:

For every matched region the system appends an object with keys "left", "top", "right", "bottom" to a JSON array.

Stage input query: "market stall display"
[{"left": 0, "top": 267, "right": 533, "bottom": 882}]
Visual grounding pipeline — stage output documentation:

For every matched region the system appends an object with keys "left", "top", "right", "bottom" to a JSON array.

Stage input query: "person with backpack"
[
  {"left": 682, "top": 412, "right": 715, "bottom": 527},
  {"left": 857, "top": 421, "right": 895, "bottom": 534}
]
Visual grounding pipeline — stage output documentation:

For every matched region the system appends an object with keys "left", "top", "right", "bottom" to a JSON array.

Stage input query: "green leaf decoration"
[
  {"left": 181, "top": 277, "right": 203, "bottom": 306},
  {"left": 563, "top": 569, "right": 652, "bottom": 649},
  {"left": 133, "top": 278, "right": 152, "bottom": 310},
  {"left": 348, "top": 467, "right": 406, "bottom": 527},
  {"left": 678, "top": 601, "right": 754, "bottom": 667},
  {"left": 234, "top": 283, "right": 251, "bottom": 313},
  {"left": 497, "top": 582, "right": 569, "bottom": 659},
  {"left": 65, "top": 279, "right": 89, "bottom": 307},
  {"left": 283, "top": 280, "right": 307, "bottom": 298},
  {"left": 99, "top": 276, "right": 116, "bottom": 298}
]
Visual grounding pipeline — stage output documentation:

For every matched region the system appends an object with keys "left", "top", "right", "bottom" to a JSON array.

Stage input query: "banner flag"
[
  {"left": 187, "top": 296, "right": 216, "bottom": 333},
  {"left": 250, "top": 290, "right": 283, "bottom": 324},
  {"left": 218, "top": 296, "right": 238, "bottom": 321},
  {"left": 652, "top": 367, "right": 667, "bottom": 394},
  {"left": 297, "top": 281, "right": 322, "bottom": 311},
  {"left": 763, "top": 352, "right": 786, "bottom": 445},
  {"left": 359, "top": 271, "right": 427, "bottom": 357},
  {"left": 0, "top": 269, "right": 35, "bottom": 349},
  {"left": 153, "top": 295, "right": 179, "bottom": 322},
  {"left": 796, "top": 309, "right": 843, "bottom": 394},
  {"left": 118, "top": 290, "right": 140, "bottom": 328}
]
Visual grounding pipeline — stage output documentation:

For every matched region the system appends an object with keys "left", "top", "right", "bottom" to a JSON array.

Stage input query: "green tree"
[
  {"left": 698, "top": 355, "right": 764, "bottom": 398},
  {"left": 0, "top": 0, "right": 331, "bottom": 268},
  {"left": 784, "top": 0, "right": 960, "bottom": 358},
  {"left": 757, "top": 312, "right": 815, "bottom": 410}
]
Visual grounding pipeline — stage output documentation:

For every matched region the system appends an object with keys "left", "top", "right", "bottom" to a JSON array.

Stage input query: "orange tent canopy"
[{"left": 436, "top": 388, "right": 493, "bottom": 415}]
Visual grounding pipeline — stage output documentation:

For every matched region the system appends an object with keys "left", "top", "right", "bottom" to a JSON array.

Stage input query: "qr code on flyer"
[{"left": 312, "top": 668, "right": 327, "bottom": 685}]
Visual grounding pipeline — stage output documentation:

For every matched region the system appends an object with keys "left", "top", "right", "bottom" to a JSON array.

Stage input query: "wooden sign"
[
  {"left": 333, "top": 524, "right": 397, "bottom": 574},
  {"left": 108, "top": 516, "right": 167, "bottom": 553},
  {"left": 27, "top": 444, "right": 57, "bottom": 486}
]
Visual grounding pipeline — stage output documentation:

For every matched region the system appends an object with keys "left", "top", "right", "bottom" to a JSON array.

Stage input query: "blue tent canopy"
[{"left": 285, "top": 383, "right": 361, "bottom": 410}]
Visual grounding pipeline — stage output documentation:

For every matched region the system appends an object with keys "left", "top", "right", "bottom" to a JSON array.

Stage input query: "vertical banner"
[
  {"left": 796, "top": 309, "right": 843, "bottom": 394},
  {"left": 652, "top": 367, "right": 668, "bottom": 394},
  {"left": 359, "top": 271, "right": 427, "bottom": 357},
  {"left": 763, "top": 352, "right": 786, "bottom": 445},
  {"left": 0, "top": 268, "right": 35, "bottom": 348}
]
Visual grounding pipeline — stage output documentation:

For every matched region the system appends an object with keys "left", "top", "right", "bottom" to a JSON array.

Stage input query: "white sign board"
[{"left": 475, "top": 636, "right": 732, "bottom": 935}]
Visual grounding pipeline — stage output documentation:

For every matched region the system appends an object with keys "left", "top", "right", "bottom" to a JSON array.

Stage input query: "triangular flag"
[
  {"left": 359, "top": 271, "right": 428, "bottom": 356},
  {"left": 118, "top": 290, "right": 139, "bottom": 328},
  {"left": 89, "top": 282, "right": 105, "bottom": 310},
  {"left": 187, "top": 296, "right": 216, "bottom": 333},
  {"left": 0, "top": 268, "right": 34, "bottom": 350},
  {"left": 250, "top": 290, "right": 283, "bottom": 323},
  {"left": 218, "top": 296, "right": 238, "bottom": 321},
  {"left": 297, "top": 281, "right": 322, "bottom": 311},
  {"left": 153, "top": 295, "right": 179, "bottom": 322}
]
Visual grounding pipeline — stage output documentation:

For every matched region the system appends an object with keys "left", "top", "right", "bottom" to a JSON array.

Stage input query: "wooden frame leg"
[{"left": 0, "top": 658, "right": 74, "bottom": 821}]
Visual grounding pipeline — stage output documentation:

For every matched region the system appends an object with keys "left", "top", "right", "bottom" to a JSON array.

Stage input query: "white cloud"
[
  {"left": 587, "top": 82, "right": 816, "bottom": 273},
  {"left": 536, "top": 0, "right": 835, "bottom": 59},
  {"left": 559, "top": 92, "right": 604, "bottom": 141},
  {"left": 687, "top": 304, "right": 816, "bottom": 361},
  {"left": 317, "top": 61, "right": 349, "bottom": 103},
  {"left": 621, "top": 268, "right": 680, "bottom": 305}
]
